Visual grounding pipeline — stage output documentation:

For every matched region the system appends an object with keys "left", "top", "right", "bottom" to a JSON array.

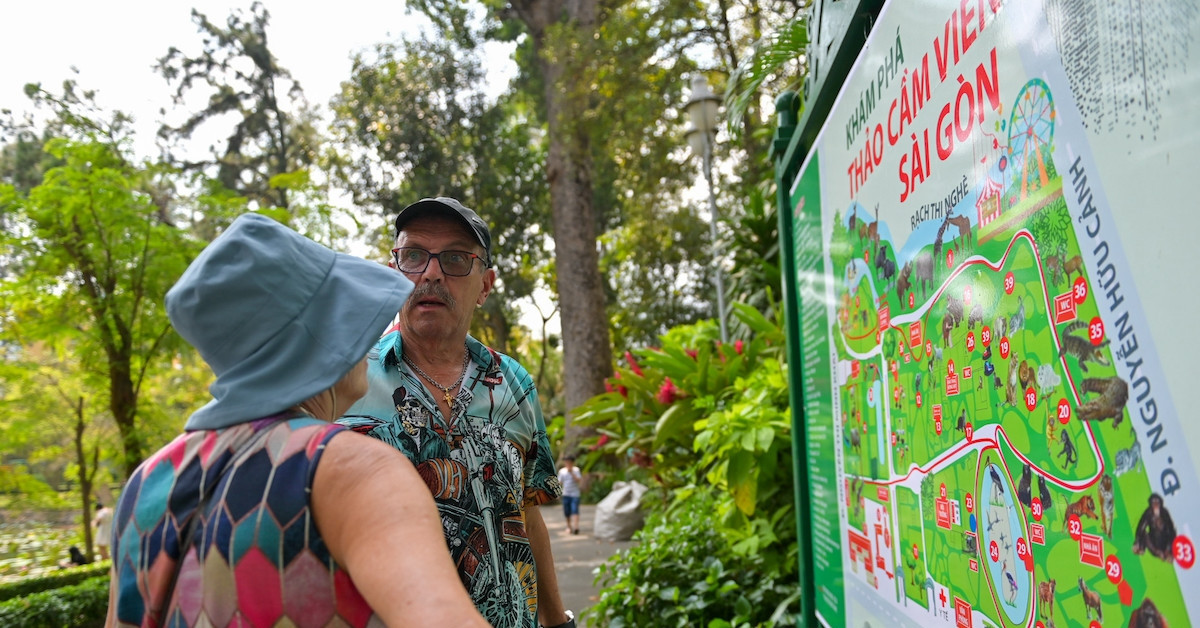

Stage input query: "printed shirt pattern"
[
  {"left": 338, "top": 331, "right": 562, "bottom": 628},
  {"left": 111, "top": 416, "right": 379, "bottom": 628}
]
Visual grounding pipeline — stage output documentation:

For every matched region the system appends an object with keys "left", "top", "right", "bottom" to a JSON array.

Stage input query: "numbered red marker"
[
  {"left": 1036, "top": 621, "right": 1046, "bottom": 628},
  {"left": 1017, "top": 538, "right": 1030, "bottom": 564},
  {"left": 1031, "top": 497, "right": 1043, "bottom": 521},
  {"left": 1105, "top": 555, "right": 1123, "bottom": 584},
  {"left": 1089, "top": 316, "right": 1106, "bottom": 346},
  {"left": 989, "top": 540, "right": 1000, "bottom": 562},
  {"left": 940, "top": 483, "right": 948, "bottom": 499},
  {"left": 926, "top": 340, "right": 934, "bottom": 357},
  {"left": 892, "top": 432, "right": 898, "bottom": 446},
  {"left": 965, "top": 423, "right": 974, "bottom": 441},
  {"left": 966, "top": 332, "right": 976, "bottom": 352},
  {"left": 981, "top": 325, "right": 992, "bottom": 347},
  {"left": 964, "top": 285, "right": 973, "bottom": 305},
  {"left": 1068, "top": 514, "right": 1083, "bottom": 540},
  {"left": 909, "top": 292, "right": 916, "bottom": 308},
  {"left": 1073, "top": 277, "right": 1089, "bottom": 304},
  {"left": 965, "top": 493, "right": 974, "bottom": 512},
  {"left": 948, "top": 359, "right": 957, "bottom": 376},
  {"left": 934, "top": 415, "right": 942, "bottom": 434},
  {"left": 1175, "top": 535, "right": 1196, "bottom": 569},
  {"left": 999, "top": 337, "right": 1011, "bottom": 359},
  {"left": 1090, "top": 622, "right": 1102, "bottom": 628},
  {"left": 1004, "top": 272, "right": 1015, "bottom": 294},
  {"left": 1025, "top": 387, "right": 1038, "bottom": 411},
  {"left": 916, "top": 391, "right": 924, "bottom": 409},
  {"left": 1057, "top": 399, "right": 1072, "bottom": 425},
  {"left": 946, "top": 249, "right": 955, "bottom": 268},
  {"left": 913, "top": 544, "right": 920, "bottom": 560}
]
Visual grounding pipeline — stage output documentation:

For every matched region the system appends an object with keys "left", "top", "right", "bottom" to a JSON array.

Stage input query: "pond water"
[{"left": 0, "top": 519, "right": 85, "bottom": 582}]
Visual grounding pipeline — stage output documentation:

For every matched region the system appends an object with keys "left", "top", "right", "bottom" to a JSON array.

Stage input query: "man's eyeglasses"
[{"left": 391, "top": 247, "right": 485, "bottom": 276}]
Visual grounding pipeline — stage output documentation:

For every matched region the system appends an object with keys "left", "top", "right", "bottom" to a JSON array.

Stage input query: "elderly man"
[{"left": 339, "top": 197, "right": 574, "bottom": 628}]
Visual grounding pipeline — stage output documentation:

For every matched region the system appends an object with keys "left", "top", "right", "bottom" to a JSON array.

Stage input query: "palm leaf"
[{"left": 724, "top": 18, "right": 809, "bottom": 137}]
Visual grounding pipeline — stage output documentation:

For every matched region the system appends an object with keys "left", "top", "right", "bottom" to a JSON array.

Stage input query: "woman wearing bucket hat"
[{"left": 105, "top": 214, "right": 487, "bottom": 627}]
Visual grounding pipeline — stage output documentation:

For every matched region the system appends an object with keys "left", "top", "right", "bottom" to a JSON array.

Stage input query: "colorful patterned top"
[
  {"left": 338, "top": 330, "right": 562, "bottom": 628},
  {"left": 110, "top": 415, "right": 378, "bottom": 627}
]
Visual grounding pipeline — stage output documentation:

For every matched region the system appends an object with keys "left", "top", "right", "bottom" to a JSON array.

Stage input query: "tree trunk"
[
  {"left": 73, "top": 397, "right": 95, "bottom": 561},
  {"left": 109, "top": 359, "right": 143, "bottom": 478},
  {"left": 543, "top": 126, "right": 611, "bottom": 438},
  {"left": 513, "top": 0, "right": 613, "bottom": 454}
]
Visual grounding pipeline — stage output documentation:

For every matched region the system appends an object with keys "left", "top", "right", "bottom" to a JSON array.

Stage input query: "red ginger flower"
[
  {"left": 625, "top": 351, "right": 644, "bottom": 377},
  {"left": 734, "top": 340, "right": 745, "bottom": 354},
  {"left": 657, "top": 376, "right": 679, "bottom": 404}
]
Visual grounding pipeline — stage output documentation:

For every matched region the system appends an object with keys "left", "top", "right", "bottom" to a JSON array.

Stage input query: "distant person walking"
[
  {"left": 558, "top": 456, "right": 583, "bottom": 535},
  {"left": 91, "top": 502, "right": 113, "bottom": 560}
]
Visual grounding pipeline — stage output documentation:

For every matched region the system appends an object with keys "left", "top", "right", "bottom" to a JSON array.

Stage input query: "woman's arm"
[{"left": 312, "top": 431, "right": 488, "bottom": 626}]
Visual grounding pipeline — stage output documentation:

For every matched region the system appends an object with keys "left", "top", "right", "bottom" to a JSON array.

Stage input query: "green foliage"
[
  {"left": 0, "top": 574, "right": 107, "bottom": 628},
  {"left": 0, "top": 467, "right": 62, "bottom": 510},
  {"left": 723, "top": 16, "right": 810, "bottom": 138},
  {"left": 575, "top": 303, "right": 788, "bottom": 496},
  {"left": 724, "top": 184, "right": 782, "bottom": 321},
  {"left": 576, "top": 301, "right": 799, "bottom": 626},
  {"left": 586, "top": 492, "right": 798, "bottom": 628},
  {"left": 330, "top": 34, "right": 551, "bottom": 355},
  {"left": 0, "top": 562, "right": 109, "bottom": 602},
  {"left": 0, "top": 139, "right": 199, "bottom": 477}
]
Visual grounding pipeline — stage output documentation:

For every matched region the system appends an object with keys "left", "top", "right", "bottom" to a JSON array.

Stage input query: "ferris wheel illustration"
[{"left": 1007, "top": 78, "right": 1055, "bottom": 200}]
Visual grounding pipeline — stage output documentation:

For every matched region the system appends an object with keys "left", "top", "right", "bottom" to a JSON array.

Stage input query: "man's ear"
[{"left": 477, "top": 268, "right": 496, "bottom": 306}]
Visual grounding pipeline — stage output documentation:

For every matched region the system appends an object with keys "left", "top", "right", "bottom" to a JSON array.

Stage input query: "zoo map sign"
[{"left": 787, "top": 0, "right": 1200, "bottom": 627}]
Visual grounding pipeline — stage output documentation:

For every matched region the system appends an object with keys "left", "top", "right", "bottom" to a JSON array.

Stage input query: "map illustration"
[{"left": 820, "top": 73, "right": 1194, "bottom": 627}]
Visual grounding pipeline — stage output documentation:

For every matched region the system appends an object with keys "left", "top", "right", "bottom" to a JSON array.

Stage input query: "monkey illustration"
[
  {"left": 1132, "top": 494, "right": 1176, "bottom": 562},
  {"left": 1129, "top": 597, "right": 1168, "bottom": 628},
  {"left": 1057, "top": 430, "right": 1078, "bottom": 466}
]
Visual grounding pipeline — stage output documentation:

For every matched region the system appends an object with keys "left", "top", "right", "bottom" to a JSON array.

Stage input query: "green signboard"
[{"left": 775, "top": 1, "right": 1200, "bottom": 626}]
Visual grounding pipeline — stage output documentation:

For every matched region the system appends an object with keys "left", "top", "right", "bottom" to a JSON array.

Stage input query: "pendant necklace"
[{"left": 403, "top": 345, "right": 471, "bottom": 407}]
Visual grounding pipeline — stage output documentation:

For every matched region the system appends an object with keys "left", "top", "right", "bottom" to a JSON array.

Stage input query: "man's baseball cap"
[{"left": 394, "top": 197, "right": 492, "bottom": 267}]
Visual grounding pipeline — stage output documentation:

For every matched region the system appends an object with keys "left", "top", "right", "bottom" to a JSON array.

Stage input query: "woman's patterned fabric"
[{"left": 110, "top": 415, "right": 379, "bottom": 627}]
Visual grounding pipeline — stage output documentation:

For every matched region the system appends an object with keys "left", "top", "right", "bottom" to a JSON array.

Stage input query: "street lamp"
[{"left": 684, "top": 74, "right": 729, "bottom": 344}]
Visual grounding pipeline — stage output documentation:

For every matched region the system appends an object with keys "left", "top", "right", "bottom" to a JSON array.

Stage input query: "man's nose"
[{"left": 420, "top": 254, "right": 447, "bottom": 280}]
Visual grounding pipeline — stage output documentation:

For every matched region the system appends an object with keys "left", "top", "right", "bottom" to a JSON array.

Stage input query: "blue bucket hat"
[{"left": 166, "top": 213, "right": 413, "bottom": 431}]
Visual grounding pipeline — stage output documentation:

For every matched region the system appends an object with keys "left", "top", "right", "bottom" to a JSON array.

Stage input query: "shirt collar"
[{"left": 378, "top": 329, "right": 498, "bottom": 377}]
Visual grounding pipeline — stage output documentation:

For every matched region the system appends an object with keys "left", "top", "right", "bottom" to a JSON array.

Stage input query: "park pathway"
[{"left": 539, "top": 502, "right": 637, "bottom": 627}]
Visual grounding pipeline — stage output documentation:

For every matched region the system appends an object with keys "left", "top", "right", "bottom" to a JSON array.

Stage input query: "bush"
[
  {"left": 0, "top": 561, "right": 110, "bottom": 602},
  {"left": 0, "top": 574, "right": 108, "bottom": 628},
  {"left": 585, "top": 492, "right": 798, "bottom": 628}
]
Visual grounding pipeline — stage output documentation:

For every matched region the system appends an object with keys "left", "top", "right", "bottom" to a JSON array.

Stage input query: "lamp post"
[{"left": 685, "top": 74, "right": 729, "bottom": 344}]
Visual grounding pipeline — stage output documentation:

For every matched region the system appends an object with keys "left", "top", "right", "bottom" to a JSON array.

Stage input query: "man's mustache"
[{"left": 407, "top": 283, "right": 457, "bottom": 310}]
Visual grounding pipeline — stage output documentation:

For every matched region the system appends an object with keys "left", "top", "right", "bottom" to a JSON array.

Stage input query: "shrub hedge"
[
  {"left": 0, "top": 561, "right": 110, "bottom": 602},
  {"left": 0, "top": 574, "right": 108, "bottom": 628}
]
